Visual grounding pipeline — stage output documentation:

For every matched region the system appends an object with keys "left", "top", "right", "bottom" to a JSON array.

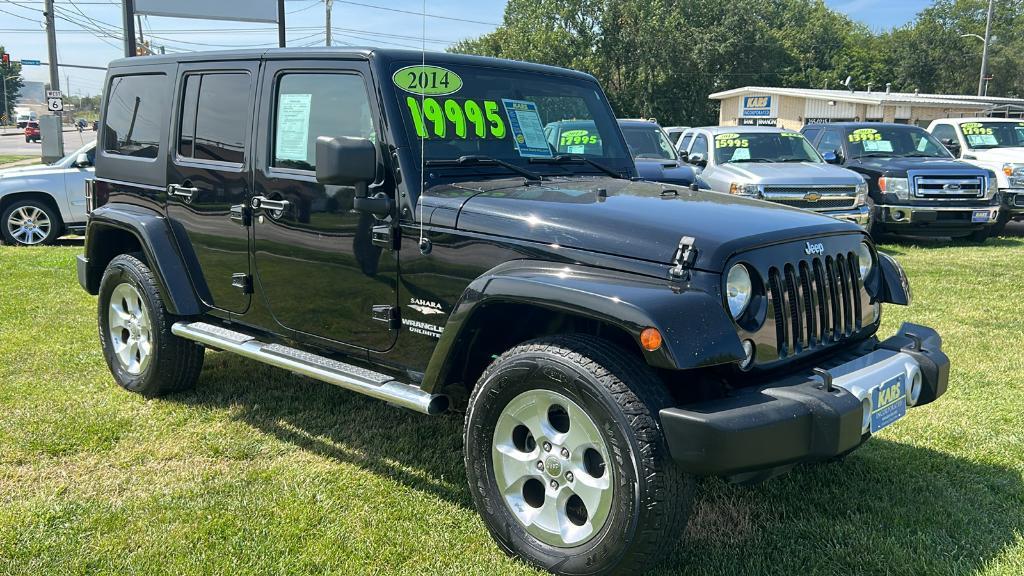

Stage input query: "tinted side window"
[
  {"left": 103, "top": 74, "right": 166, "bottom": 159},
  {"left": 816, "top": 129, "right": 844, "bottom": 155},
  {"left": 679, "top": 134, "right": 693, "bottom": 152},
  {"left": 272, "top": 73, "right": 375, "bottom": 171},
  {"left": 177, "top": 75, "right": 200, "bottom": 158},
  {"left": 801, "top": 126, "right": 821, "bottom": 143},
  {"left": 690, "top": 134, "right": 708, "bottom": 158},
  {"left": 194, "top": 74, "right": 249, "bottom": 164},
  {"left": 931, "top": 124, "right": 957, "bottom": 143}
]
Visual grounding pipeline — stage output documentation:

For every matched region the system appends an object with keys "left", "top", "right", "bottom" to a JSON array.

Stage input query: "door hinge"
[
  {"left": 669, "top": 236, "right": 697, "bottom": 280},
  {"left": 371, "top": 224, "right": 400, "bottom": 251},
  {"left": 231, "top": 273, "right": 253, "bottom": 294},
  {"left": 372, "top": 304, "right": 402, "bottom": 330},
  {"left": 230, "top": 203, "right": 252, "bottom": 226}
]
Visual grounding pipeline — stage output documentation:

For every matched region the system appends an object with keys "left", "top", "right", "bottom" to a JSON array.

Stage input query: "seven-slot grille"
[
  {"left": 911, "top": 174, "right": 985, "bottom": 199},
  {"left": 762, "top": 185, "right": 858, "bottom": 211},
  {"left": 766, "top": 251, "right": 863, "bottom": 359}
]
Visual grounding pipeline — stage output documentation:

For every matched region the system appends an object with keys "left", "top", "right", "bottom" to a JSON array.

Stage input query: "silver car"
[
  {"left": 0, "top": 141, "right": 94, "bottom": 246},
  {"left": 679, "top": 126, "right": 870, "bottom": 226}
]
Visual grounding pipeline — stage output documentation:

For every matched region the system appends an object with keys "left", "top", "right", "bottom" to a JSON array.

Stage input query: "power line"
[{"left": 335, "top": 0, "right": 500, "bottom": 26}]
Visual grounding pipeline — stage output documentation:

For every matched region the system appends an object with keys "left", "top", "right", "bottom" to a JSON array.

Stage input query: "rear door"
[{"left": 166, "top": 62, "right": 259, "bottom": 314}]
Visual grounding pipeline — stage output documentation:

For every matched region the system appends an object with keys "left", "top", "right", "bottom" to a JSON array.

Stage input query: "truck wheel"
[
  {"left": 965, "top": 228, "right": 991, "bottom": 243},
  {"left": 464, "top": 335, "right": 694, "bottom": 575},
  {"left": 1, "top": 199, "right": 63, "bottom": 246},
  {"left": 97, "top": 254, "right": 204, "bottom": 397}
]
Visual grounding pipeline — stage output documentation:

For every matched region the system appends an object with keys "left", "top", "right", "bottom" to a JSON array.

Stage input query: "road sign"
[
  {"left": 47, "top": 97, "right": 63, "bottom": 112},
  {"left": 46, "top": 90, "right": 62, "bottom": 98},
  {"left": 20, "top": 59, "right": 41, "bottom": 66}
]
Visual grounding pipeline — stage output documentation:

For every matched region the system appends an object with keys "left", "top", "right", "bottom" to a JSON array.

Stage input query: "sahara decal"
[{"left": 408, "top": 298, "right": 445, "bottom": 316}]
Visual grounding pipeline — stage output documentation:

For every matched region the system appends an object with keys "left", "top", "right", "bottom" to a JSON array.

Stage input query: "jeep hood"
[
  {"left": 714, "top": 161, "right": 862, "bottom": 185},
  {"left": 423, "top": 177, "right": 861, "bottom": 272}
]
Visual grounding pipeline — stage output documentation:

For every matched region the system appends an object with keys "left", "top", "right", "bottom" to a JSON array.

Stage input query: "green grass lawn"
[
  {"left": 0, "top": 155, "right": 34, "bottom": 167},
  {"left": 1, "top": 238, "right": 1022, "bottom": 575}
]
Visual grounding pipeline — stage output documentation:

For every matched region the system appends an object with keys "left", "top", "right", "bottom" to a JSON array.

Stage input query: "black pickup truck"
[
  {"left": 802, "top": 122, "right": 999, "bottom": 241},
  {"left": 77, "top": 49, "right": 948, "bottom": 575}
]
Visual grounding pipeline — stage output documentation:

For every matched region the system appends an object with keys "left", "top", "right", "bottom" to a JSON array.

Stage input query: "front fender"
[
  {"left": 422, "top": 260, "right": 744, "bottom": 391},
  {"left": 82, "top": 203, "right": 205, "bottom": 316}
]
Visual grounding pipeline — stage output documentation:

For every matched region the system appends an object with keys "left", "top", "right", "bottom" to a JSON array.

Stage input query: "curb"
[{"left": 0, "top": 158, "right": 42, "bottom": 169}]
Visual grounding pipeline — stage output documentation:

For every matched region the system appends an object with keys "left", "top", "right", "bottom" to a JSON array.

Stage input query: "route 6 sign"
[{"left": 46, "top": 90, "right": 63, "bottom": 112}]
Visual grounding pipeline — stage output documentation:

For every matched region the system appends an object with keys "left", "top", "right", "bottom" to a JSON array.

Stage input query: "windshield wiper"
[
  {"left": 898, "top": 153, "right": 942, "bottom": 158},
  {"left": 528, "top": 155, "right": 623, "bottom": 179},
  {"left": 425, "top": 155, "right": 543, "bottom": 181},
  {"left": 777, "top": 158, "right": 812, "bottom": 162},
  {"left": 853, "top": 152, "right": 895, "bottom": 158},
  {"left": 729, "top": 158, "right": 772, "bottom": 163}
]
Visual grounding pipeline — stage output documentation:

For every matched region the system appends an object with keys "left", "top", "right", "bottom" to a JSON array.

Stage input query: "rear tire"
[
  {"left": 464, "top": 335, "right": 694, "bottom": 575},
  {"left": 1, "top": 198, "right": 63, "bottom": 246},
  {"left": 98, "top": 254, "right": 204, "bottom": 397}
]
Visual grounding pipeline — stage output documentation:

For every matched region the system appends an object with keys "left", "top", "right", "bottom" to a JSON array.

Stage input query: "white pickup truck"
[{"left": 927, "top": 118, "right": 1024, "bottom": 234}]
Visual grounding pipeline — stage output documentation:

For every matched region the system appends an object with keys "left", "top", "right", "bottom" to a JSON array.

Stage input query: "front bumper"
[
  {"left": 1000, "top": 189, "right": 1024, "bottom": 218},
  {"left": 823, "top": 204, "right": 870, "bottom": 226},
  {"left": 660, "top": 323, "right": 948, "bottom": 481},
  {"left": 877, "top": 204, "right": 999, "bottom": 233}
]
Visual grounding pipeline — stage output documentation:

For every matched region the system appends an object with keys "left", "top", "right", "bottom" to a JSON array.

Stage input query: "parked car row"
[{"left": 614, "top": 119, "right": 1014, "bottom": 242}]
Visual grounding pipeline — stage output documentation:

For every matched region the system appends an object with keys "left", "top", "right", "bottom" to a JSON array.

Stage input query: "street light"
[{"left": 959, "top": 33, "right": 985, "bottom": 42}]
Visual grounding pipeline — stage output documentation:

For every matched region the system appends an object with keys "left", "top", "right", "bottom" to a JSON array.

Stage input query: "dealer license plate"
[
  {"left": 972, "top": 210, "right": 991, "bottom": 223},
  {"left": 870, "top": 373, "right": 907, "bottom": 433}
]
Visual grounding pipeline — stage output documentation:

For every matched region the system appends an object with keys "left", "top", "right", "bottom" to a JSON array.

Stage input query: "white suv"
[{"left": 927, "top": 118, "right": 1024, "bottom": 234}]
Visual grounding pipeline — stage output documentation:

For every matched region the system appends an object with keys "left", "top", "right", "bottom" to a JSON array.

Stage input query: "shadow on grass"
[
  {"left": 183, "top": 353, "right": 1023, "bottom": 574},
  {"left": 879, "top": 235, "right": 1023, "bottom": 255}
]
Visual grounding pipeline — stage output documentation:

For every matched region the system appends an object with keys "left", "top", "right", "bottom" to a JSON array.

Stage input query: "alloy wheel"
[
  {"left": 107, "top": 282, "right": 154, "bottom": 375},
  {"left": 6, "top": 205, "right": 51, "bottom": 245}
]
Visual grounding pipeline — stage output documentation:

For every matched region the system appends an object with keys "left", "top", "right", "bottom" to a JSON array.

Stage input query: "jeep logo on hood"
[{"left": 804, "top": 241, "right": 825, "bottom": 255}]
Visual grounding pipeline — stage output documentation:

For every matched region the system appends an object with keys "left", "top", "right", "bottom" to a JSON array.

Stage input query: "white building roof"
[{"left": 707, "top": 86, "right": 1024, "bottom": 110}]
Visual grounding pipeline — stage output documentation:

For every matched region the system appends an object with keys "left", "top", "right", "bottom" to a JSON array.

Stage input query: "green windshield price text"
[{"left": 406, "top": 97, "right": 506, "bottom": 140}]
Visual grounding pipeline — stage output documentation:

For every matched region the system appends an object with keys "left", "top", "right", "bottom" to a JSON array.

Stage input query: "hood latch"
[{"left": 669, "top": 236, "right": 697, "bottom": 279}]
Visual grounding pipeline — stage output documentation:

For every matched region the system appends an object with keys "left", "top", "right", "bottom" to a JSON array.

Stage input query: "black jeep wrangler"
[
  {"left": 78, "top": 49, "right": 949, "bottom": 575},
  {"left": 801, "top": 122, "right": 999, "bottom": 241}
]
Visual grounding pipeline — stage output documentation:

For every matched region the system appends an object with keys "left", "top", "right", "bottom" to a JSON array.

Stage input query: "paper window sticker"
[
  {"left": 862, "top": 140, "right": 893, "bottom": 152},
  {"left": 276, "top": 93, "right": 313, "bottom": 162},
  {"left": 966, "top": 134, "right": 998, "bottom": 146},
  {"left": 501, "top": 99, "right": 554, "bottom": 158}
]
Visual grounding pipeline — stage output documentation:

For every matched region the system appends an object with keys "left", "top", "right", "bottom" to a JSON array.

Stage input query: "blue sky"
[{"left": 2, "top": 0, "right": 931, "bottom": 97}]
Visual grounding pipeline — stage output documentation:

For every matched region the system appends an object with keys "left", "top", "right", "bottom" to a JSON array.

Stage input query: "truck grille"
[
  {"left": 911, "top": 174, "right": 985, "bottom": 200},
  {"left": 762, "top": 186, "right": 858, "bottom": 211},
  {"left": 766, "top": 252, "right": 863, "bottom": 358}
]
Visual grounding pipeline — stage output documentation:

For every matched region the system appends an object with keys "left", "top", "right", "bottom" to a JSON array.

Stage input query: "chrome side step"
[{"left": 171, "top": 321, "right": 448, "bottom": 415}]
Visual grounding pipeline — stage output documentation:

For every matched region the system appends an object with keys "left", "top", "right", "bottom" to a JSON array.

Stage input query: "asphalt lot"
[{"left": 0, "top": 129, "right": 96, "bottom": 157}]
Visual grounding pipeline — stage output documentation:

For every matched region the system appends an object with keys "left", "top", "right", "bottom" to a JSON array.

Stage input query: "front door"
[
  {"left": 166, "top": 63, "right": 259, "bottom": 314},
  {"left": 251, "top": 60, "right": 396, "bottom": 352}
]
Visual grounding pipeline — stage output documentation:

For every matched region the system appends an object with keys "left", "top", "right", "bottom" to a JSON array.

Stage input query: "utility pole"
[
  {"left": 326, "top": 0, "right": 334, "bottom": 47},
  {"left": 137, "top": 14, "right": 145, "bottom": 54},
  {"left": 278, "top": 0, "right": 286, "bottom": 47},
  {"left": 978, "top": 0, "right": 995, "bottom": 96},
  {"left": 44, "top": 0, "right": 64, "bottom": 157},
  {"left": 123, "top": 0, "right": 137, "bottom": 57}
]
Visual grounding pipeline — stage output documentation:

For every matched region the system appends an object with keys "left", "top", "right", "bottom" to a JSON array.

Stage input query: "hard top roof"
[
  {"left": 691, "top": 126, "right": 798, "bottom": 134},
  {"left": 106, "top": 47, "right": 598, "bottom": 83}
]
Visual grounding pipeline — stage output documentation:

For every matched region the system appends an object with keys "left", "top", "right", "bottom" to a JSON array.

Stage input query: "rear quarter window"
[{"left": 103, "top": 73, "right": 168, "bottom": 160}]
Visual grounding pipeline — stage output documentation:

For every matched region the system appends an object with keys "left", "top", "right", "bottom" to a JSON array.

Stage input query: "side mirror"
[
  {"left": 315, "top": 136, "right": 389, "bottom": 216},
  {"left": 940, "top": 138, "right": 961, "bottom": 155},
  {"left": 689, "top": 152, "right": 707, "bottom": 167},
  {"left": 678, "top": 150, "right": 689, "bottom": 162},
  {"left": 822, "top": 151, "right": 840, "bottom": 164},
  {"left": 74, "top": 153, "right": 91, "bottom": 167},
  {"left": 315, "top": 136, "right": 377, "bottom": 191}
]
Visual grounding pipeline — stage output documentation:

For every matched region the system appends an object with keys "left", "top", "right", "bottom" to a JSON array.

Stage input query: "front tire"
[
  {"left": 1, "top": 199, "right": 63, "bottom": 246},
  {"left": 464, "top": 335, "right": 694, "bottom": 575},
  {"left": 98, "top": 254, "right": 204, "bottom": 397}
]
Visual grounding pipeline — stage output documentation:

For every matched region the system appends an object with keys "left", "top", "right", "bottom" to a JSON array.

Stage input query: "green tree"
[{"left": 0, "top": 46, "right": 25, "bottom": 125}]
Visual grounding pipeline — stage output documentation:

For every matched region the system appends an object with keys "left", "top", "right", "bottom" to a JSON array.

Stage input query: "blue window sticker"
[{"left": 501, "top": 99, "right": 553, "bottom": 158}]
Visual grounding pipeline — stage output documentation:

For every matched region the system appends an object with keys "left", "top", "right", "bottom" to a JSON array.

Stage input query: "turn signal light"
[
  {"left": 878, "top": 176, "right": 887, "bottom": 191},
  {"left": 640, "top": 328, "right": 663, "bottom": 351}
]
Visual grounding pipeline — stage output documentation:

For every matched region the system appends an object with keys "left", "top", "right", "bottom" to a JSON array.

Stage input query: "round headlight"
[
  {"left": 726, "top": 264, "right": 752, "bottom": 318},
  {"left": 857, "top": 242, "right": 874, "bottom": 279}
]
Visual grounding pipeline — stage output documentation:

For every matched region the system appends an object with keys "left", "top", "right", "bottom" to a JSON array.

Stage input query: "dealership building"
[{"left": 709, "top": 86, "right": 1024, "bottom": 130}]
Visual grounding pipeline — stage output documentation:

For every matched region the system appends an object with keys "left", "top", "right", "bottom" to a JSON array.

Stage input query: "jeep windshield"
[
  {"left": 846, "top": 125, "right": 952, "bottom": 159},
  {"left": 958, "top": 121, "right": 1024, "bottom": 150},
  {"left": 392, "top": 63, "right": 632, "bottom": 179},
  {"left": 714, "top": 132, "right": 821, "bottom": 164}
]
